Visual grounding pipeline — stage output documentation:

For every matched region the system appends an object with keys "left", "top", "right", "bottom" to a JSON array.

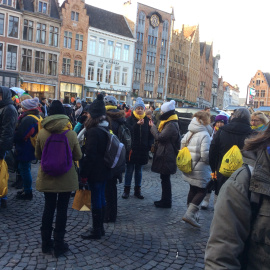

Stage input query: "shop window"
[
  {"left": 75, "top": 34, "right": 83, "bottom": 51},
  {"left": 123, "top": 45, "right": 129, "bottom": 61},
  {"left": 35, "top": 51, "right": 45, "bottom": 74},
  {"left": 23, "top": 20, "right": 33, "bottom": 41},
  {"left": 0, "top": 14, "right": 4, "bottom": 35},
  {"left": 74, "top": 60, "right": 82, "bottom": 77},
  {"left": 48, "top": 53, "right": 57, "bottom": 76},
  {"left": 114, "top": 66, "right": 120, "bottom": 84},
  {"left": 36, "top": 23, "right": 46, "bottom": 44},
  {"left": 64, "top": 31, "right": 72, "bottom": 49},
  {"left": 49, "top": 26, "right": 58, "bottom": 47},
  {"left": 39, "top": 1, "right": 47, "bottom": 14},
  {"left": 62, "top": 58, "right": 70, "bottom": 75},
  {"left": 88, "top": 61, "right": 94, "bottom": 80},
  {"left": 97, "top": 63, "right": 103, "bottom": 82},
  {"left": 8, "top": 15, "right": 19, "bottom": 38},
  {"left": 89, "top": 36, "right": 96, "bottom": 54},
  {"left": 98, "top": 39, "right": 105, "bottom": 56},
  {"left": 115, "top": 43, "right": 121, "bottom": 60},
  {"left": 107, "top": 41, "right": 113, "bottom": 58},
  {"left": 0, "top": 43, "right": 2, "bottom": 68},
  {"left": 7, "top": 45, "right": 17, "bottom": 70},
  {"left": 21, "top": 48, "right": 32, "bottom": 72},
  {"left": 71, "top": 11, "right": 79, "bottom": 21},
  {"left": 105, "top": 64, "right": 111, "bottom": 83}
]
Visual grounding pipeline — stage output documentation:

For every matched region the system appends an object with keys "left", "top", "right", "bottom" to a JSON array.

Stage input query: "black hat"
[
  {"left": 49, "top": 100, "right": 65, "bottom": 115},
  {"left": 89, "top": 94, "right": 106, "bottom": 119}
]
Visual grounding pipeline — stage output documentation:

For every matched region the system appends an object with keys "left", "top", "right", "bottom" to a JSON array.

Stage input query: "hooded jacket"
[
  {"left": 106, "top": 109, "right": 126, "bottom": 135},
  {"left": 205, "top": 148, "right": 270, "bottom": 270},
  {"left": 0, "top": 87, "right": 18, "bottom": 159},
  {"left": 181, "top": 117, "right": 212, "bottom": 188},
  {"left": 35, "top": 115, "right": 82, "bottom": 192}
]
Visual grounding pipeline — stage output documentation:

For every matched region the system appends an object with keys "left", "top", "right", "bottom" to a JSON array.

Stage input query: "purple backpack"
[{"left": 41, "top": 130, "right": 73, "bottom": 176}]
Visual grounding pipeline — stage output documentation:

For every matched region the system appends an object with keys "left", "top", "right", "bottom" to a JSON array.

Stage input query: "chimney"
[{"left": 123, "top": 0, "right": 132, "bottom": 20}]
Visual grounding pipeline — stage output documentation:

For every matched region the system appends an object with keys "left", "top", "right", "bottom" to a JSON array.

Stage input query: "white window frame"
[
  {"left": 123, "top": 44, "right": 129, "bottom": 61},
  {"left": 0, "top": 13, "right": 5, "bottom": 36},
  {"left": 21, "top": 47, "right": 32, "bottom": 73},
  {"left": 88, "top": 61, "right": 95, "bottom": 81},
  {"left": 107, "top": 41, "right": 114, "bottom": 58},
  {"left": 115, "top": 43, "right": 121, "bottom": 60},
  {"left": 6, "top": 43, "right": 18, "bottom": 71},
  {"left": 89, "top": 36, "right": 96, "bottom": 55},
  {"left": 98, "top": 38, "right": 105, "bottom": 56},
  {"left": 0, "top": 42, "right": 4, "bottom": 69},
  {"left": 122, "top": 67, "right": 128, "bottom": 86},
  {"left": 7, "top": 15, "right": 19, "bottom": 39},
  {"left": 64, "top": 31, "right": 72, "bottom": 49},
  {"left": 97, "top": 62, "right": 103, "bottom": 82},
  {"left": 38, "top": 1, "right": 48, "bottom": 14},
  {"left": 114, "top": 66, "right": 120, "bottom": 84}
]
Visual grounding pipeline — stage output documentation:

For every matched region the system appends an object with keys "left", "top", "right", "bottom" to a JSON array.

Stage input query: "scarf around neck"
[
  {"left": 105, "top": 105, "right": 117, "bottom": 111},
  {"left": 251, "top": 124, "right": 265, "bottom": 130},
  {"left": 133, "top": 111, "right": 145, "bottom": 120},
  {"left": 158, "top": 114, "right": 178, "bottom": 132}
]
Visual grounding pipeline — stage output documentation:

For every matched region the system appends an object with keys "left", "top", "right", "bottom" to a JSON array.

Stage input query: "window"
[
  {"left": 138, "top": 12, "right": 145, "bottom": 25},
  {"left": 160, "top": 53, "right": 165, "bottom": 66},
  {"left": 157, "top": 93, "right": 162, "bottom": 99},
  {"left": 89, "top": 36, "right": 96, "bottom": 54},
  {"left": 36, "top": 23, "right": 46, "bottom": 44},
  {"left": 71, "top": 11, "right": 79, "bottom": 21},
  {"left": 6, "top": 45, "right": 17, "bottom": 70},
  {"left": 136, "top": 32, "right": 144, "bottom": 42},
  {"left": 122, "top": 68, "right": 128, "bottom": 86},
  {"left": 115, "top": 43, "right": 121, "bottom": 60},
  {"left": 147, "top": 52, "right": 156, "bottom": 64},
  {"left": 75, "top": 34, "right": 83, "bottom": 51},
  {"left": 62, "top": 58, "right": 70, "bottom": 75},
  {"left": 136, "top": 49, "right": 142, "bottom": 61},
  {"left": 0, "top": 14, "right": 4, "bottom": 35},
  {"left": 161, "top": 39, "right": 167, "bottom": 48},
  {"left": 107, "top": 41, "right": 114, "bottom": 58},
  {"left": 35, "top": 51, "right": 45, "bottom": 74},
  {"left": 123, "top": 45, "right": 129, "bottom": 61},
  {"left": 105, "top": 64, "right": 111, "bottom": 83},
  {"left": 98, "top": 39, "right": 105, "bottom": 56},
  {"left": 256, "top": 80, "right": 260, "bottom": 85},
  {"left": 158, "top": 72, "right": 164, "bottom": 85},
  {"left": 2, "top": 0, "right": 12, "bottom": 6},
  {"left": 255, "top": 90, "right": 259, "bottom": 97},
  {"left": 64, "top": 31, "right": 72, "bottom": 48},
  {"left": 145, "top": 70, "right": 154, "bottom": 84},
  {"left": 88, "top": 61, "right": 94, "bottom": 80},
  {"left": 23, "top": 20, "right": 33, "bottom": 41},
  {"left": 261, "top": 90, "right": 265, "bottom": 97},
  {"left": 148, "top": 35, "right": 157, "bottom": 46},
  {"left": 134, "top": 68, "right": 141, "bottom": 82},
  {"left": 163, "top": 20, "right": 169, "bottom": 32},
  {"left": 49, "top": 26, "right": 59, "bottom": 47},
  {"left": 8, "top": 16, "right": 19, "bottom": 38},
  {"left": 260, "top": 101, "right": 264, "bottom": 107},
  {"left": 74, "top": 60, "right": 82, "bottom": 77},
  {"left": 97, "top": 63, "right": 103, "bottom": 82},
  {"left": 0, "top": 43, "right": 3, "bottom": 68},
  {"left": 39, "top": 1, "right": 47, "bottom": 14},
  {"left": 21, "top": 48, "right": 32, "bottom": 72},
  {"left": 144, "top": 91, "right": 153, "bottom": 98},
  {"left": 48, "top": 54, "right": 57, "bottom": 76},
  {"left": 114, "top": 66, "right": 120, "bottom": 84},
  {"left": 1, "top": 76, "right": 16, "bottom": 87},
  {"left": 254, "top": 101, "right": 258, "bottom": 108}
]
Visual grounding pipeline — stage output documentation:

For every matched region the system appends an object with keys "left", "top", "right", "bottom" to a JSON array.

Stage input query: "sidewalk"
[{"left": 0, "top": 161, "right": 214, "bottom": 270}]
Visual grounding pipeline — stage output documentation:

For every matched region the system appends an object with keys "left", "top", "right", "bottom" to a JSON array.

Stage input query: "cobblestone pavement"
[{"left": 0, "top": 161, "right": 215, "bottom": 270}]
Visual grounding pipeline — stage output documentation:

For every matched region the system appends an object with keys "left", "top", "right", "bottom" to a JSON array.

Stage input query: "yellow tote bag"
[
  {"left": 0, "top": 159, "right": 9, "bottom": 198},
  {"left": 219, "top": 145, "right": 243, "bottom": 177},
  {"left": 176, "top": 147, "right": 193, "bottom": 173}
]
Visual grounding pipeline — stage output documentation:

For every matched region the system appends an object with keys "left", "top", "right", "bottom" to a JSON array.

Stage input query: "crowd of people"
[{"left": 0, "top": 86, "right": 269, "bottom": 268}]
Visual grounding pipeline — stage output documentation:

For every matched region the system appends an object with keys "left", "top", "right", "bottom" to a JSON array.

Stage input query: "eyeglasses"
[{"left": 251, "top": 119, "right": 261, "bottom": 123}]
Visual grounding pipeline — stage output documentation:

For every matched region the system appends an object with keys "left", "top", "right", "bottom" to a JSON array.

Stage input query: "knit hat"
[
  {"left": 161, "top": 100, "right": 175, "bottom": 113},
  {"left": 49, "top": 100, "right": 65, "bottom": 115},
  {"left": 21, "top": 97, "right": 39, "bottom": 110},
  {"left": 89, "top": 94, "right": 106, "bottom": 119},
  {"left": 104, "top": 95, "right": 117, "bottom": 106},
  {"left": 215, "top": 114, "right": 228, "bottom": 125},
  {"left": 76, "top": 99, "right": 82, "bottom": 104},
  {"left": 133, "top": 97, "right": 145, "bottom": 110}
]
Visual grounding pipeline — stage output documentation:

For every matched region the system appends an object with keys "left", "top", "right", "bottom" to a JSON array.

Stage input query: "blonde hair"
[
  {"left": 251, "top": 111, "right": 269, "bottom": 125},
  {"left": 20, "top": 95, "right": 32, "bottom": 102},
  {"left": 194, "top": 111, "right": 210, "bottom": 126},
  {"left": 145, "top": 109, "right": 152, "bottom": 116}
]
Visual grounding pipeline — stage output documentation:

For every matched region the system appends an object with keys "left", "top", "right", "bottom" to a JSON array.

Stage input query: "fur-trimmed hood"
[{"left": 106, "top": 109, "right": 125, "bottom": 122}]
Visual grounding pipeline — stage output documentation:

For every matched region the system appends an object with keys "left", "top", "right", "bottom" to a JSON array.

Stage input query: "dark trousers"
[
  {"left": 89, "top": 181, "right": 106, "bottom": 210},
  {"left": 104, "top": 176, "right": 118, "bottom": 221},
  {"left": 160, "top": 174, "right": 172, "bottom": 204},
  {"left": 187, "top": 185, "right": 207, "bottom": 206},
  {"left": 215, "top": 172, "right": 229, "bottom": 196},
  {"left": 42, "top": 192, "right": 71, "bottom": 232}
]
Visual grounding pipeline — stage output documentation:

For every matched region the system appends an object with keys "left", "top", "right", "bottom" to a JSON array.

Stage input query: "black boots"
[
  {"left": 53, "top": 231, "right": 69, "bottom": 258},
  {"left": 41, "top": 227, "right": 54, "bottom": 254},
  {"left": 16, "top": 190, "right": 33, "bottom": 200},
  {"left": 81, "top": 209, "right": 103, "bottom": 240},
  {"left": 154, "top": 175, "right": 172, "bottom": 208},
  {"left": 122, "top": 186, "right": 130, "bottom": 199},
  {"left": 11, "top": 173, "right": 23, "bottom": 189},
  {"left": 134, "top": 186, "right": 144, "bottom": 199}
]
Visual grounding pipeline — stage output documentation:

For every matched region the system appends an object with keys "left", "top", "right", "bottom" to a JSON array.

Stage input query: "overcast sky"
[{"left": 61, "top": 0, "right": 270, "bottom": 98}]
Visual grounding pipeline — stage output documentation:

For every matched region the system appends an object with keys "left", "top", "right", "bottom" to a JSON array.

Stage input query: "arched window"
[{"left": 163, "top": 20, "right": 169, "bottom": 32}]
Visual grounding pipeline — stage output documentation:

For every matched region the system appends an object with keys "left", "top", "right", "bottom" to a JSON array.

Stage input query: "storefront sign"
[{"left": 100, "top": 58, "right": 119, "bottom": 65}]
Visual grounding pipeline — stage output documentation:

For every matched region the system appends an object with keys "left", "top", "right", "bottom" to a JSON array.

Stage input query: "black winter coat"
[
  {"left": 126, "top": 113, "right": 152, "bottom": 165},
  {"left": 0, "top": 87, "right": 18, "bottom": 159},
  {"left": 80, "top": 125, "right": 111, "bottom": 183},
  {"left": 209, "top": 118, "right": 252, "bottom": 173},
  {"left": 106, "top": 109, "right": 126, "bottom": 135}
]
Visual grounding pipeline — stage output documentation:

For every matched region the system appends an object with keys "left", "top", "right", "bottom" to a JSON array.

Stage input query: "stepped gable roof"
[
  {"left": 263, "top": 72, "right": 270, "bottom": 87},
  {"left": 22, "top": 0, "right": 60, "bottom": 19},
  {"left": 85, "top": 4, "right": 133, "bottom": 38},
  {"left": 183, "top": 25, "right": 197, "bottom": 39}
]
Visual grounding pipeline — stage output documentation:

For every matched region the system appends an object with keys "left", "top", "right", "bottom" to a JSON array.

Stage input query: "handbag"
[{"left": 72, "top": 189, "right": 91, "bottom": 211}]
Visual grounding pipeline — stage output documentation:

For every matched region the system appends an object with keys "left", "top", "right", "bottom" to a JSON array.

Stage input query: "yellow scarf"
[
  {"left": 133, "top": 111, "right": 146, "bottom": 120},
  {"left": 105, "top": 105, "right": 117, "bottom": 111},
  {"left": 158, "top": 114, "right": 178, "bottom": 132},
  {"left": 251, "top": 124, "right": 264, "bottom": 130},
  {"left": 63, "top": 121, "right": 73, "bottom": 131}
]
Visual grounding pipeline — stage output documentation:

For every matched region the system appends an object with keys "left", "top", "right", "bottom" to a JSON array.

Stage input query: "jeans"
[
  {"left": 89, "top": 181, "right": 106, "bottom": 210},
  {"left": 42, "top": 192, "right": 71, "bottom": 232},
  {"left": 124, "top": 163, "right": 142, "bottom": 187},
  {"left": 18, "top": 161, "right": 32, "bottom": 193},
  {"left": 187, "top": 185, "right": 207, "bottom": 206}
]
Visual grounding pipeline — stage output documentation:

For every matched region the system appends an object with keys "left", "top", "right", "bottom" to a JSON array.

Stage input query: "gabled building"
[
  {"left": 183, "top": 25, "right": 200, "bottom": 106},
  {"left": 167, "top": 26, "right": 189, "bottom": 107},
  {"left": 212, "top": 54, "right": 220, "bottom": 108},
  {"left": 223, "top": 81, "right": 239, "bottom": 107},
  {"left": 19, "top": 0, "right": 61, "bottom": 99},
  {"left": 0, "top": 0, "right": 22, "bottom": 87},
  {"left": 59, "top": 0, "right": 89, "bottom": 99},
  {"left": 198, "top": 41, "right": 213, "bottom": 108},
  {"left": 84, "top": 4, "right": 136, "bottom": 103},
  {"left": 247, "top": 70, "right": 270, "bottom": 108},
  {"left": 217, "top": 76, "right": 224, "bottom": 109}
]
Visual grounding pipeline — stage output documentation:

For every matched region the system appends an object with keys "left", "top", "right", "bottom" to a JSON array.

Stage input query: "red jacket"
[{"left": 125, "top": 109, "right": 132, "bottom": 118}]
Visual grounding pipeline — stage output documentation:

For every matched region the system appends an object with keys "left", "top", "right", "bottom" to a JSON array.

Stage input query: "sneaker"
[{"left": 16, "top": 191, "right": 33, "bottom": 200}]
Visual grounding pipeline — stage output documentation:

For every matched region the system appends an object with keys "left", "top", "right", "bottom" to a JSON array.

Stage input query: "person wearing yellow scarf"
[
  {"left": 105, "top": 105, "right": 117, "bottom": 111},
  {"left": 133, "top": 110, "right": 146, "bottom": 120},
  {"left": 158, "top": 114, "right": 178, "bottom": 132}
]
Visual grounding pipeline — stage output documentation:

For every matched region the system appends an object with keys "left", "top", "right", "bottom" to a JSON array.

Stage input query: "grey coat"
[
  {"left": 150, "top": 121, "right": 180, "bottom": 175},
  {"left": 181, "top": 117, "right": 212, "bottom": 188},
  {"left": 205, "top": 149, "right": 270, "bottom": 270}
]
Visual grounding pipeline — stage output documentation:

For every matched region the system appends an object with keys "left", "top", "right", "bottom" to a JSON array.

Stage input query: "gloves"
[{"left": 81, "top": 177, "right": 87, "bottom": 184}]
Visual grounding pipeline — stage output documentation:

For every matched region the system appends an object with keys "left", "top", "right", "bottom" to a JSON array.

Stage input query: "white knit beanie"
[{"left": 161, "top": 100, "right": 176, "bottom": 113}]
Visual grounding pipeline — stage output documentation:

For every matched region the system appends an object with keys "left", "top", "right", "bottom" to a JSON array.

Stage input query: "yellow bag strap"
[{"left": 28, "top": 114, "right": 43, "bottom": 122}]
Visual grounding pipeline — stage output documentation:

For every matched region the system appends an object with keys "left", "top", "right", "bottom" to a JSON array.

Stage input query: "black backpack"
[{"left": 117, "top": 123, "right": 132, "bottom": 152}]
